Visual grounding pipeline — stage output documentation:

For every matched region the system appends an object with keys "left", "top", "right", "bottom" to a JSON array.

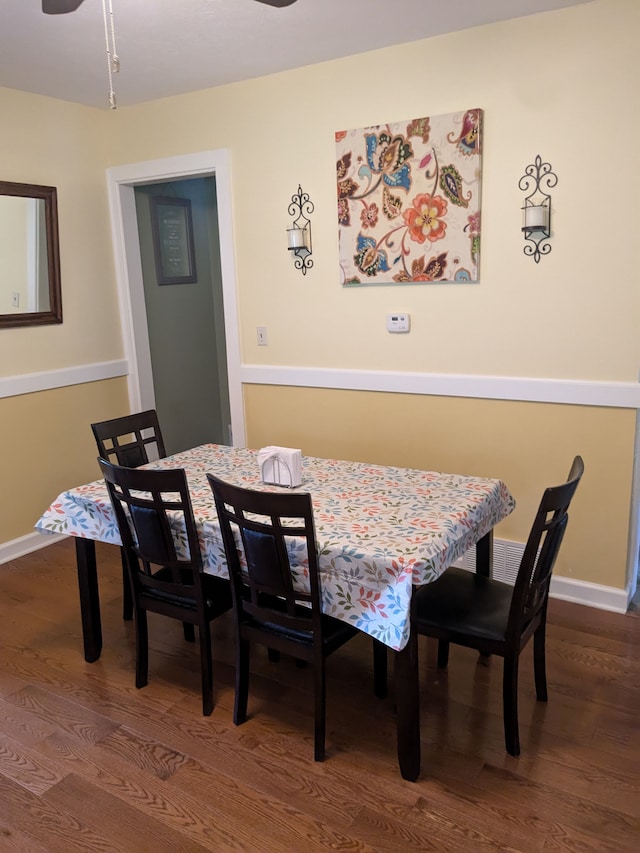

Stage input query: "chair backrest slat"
[{"left": 508, "top": 455, "right": 584, "bottom": 637}]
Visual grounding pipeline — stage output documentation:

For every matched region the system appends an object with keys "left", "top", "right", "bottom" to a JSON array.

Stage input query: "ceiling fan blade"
[
  {"left": 42, "top": 0, "right": 85, "bottom": 14},
  {"left": 253, "top": 0, "right": 298, "bottom": 7}
]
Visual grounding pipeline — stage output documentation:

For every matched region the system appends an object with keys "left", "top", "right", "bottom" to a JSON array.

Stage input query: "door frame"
[{"left": 106, "top": 149, "right": 245, "bottom": 446}]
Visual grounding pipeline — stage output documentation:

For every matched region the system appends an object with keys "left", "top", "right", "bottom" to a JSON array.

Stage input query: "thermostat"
[{"left": 386, "top": 313, "right": 410, "bottom": 333}]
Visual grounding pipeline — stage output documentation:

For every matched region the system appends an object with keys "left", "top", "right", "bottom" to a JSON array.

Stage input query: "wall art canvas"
[{"left": 336, "top": 108, "right": 482, "bottom": 286}]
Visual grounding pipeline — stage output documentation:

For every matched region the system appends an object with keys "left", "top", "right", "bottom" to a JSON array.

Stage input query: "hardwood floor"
[{"left": 1, "top": 538, "right": 638, "bottom": 851}]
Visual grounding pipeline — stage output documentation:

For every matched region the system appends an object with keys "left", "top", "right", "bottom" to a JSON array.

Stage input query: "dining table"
[{"left": 35, "top": 443, "right": 515, "bottom": 781}]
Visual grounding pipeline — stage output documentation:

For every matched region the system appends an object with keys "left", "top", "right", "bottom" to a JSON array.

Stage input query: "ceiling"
[{"left": 0, "top": 0, "right": 591, "bottom": 110}]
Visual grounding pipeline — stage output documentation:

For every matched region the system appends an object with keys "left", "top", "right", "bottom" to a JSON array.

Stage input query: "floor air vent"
[{"left": 453, "top": 539, "right": 526, "bottom": 585}]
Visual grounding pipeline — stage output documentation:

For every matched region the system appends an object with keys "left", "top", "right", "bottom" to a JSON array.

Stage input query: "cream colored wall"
[
  {"left": 108, "top": 0, "right": 639, "bottom": 382},
  {"left": 0, "top": 88, "right": 127, "bottom": 539},
  {"left": 1, "top": 1, "right": 638, "bottom": 598},
  {"left": 244, "top": 385, "right": 634, "bottom": 589},
  {"left": 101, "top": 0, "right": 638, "bottom": 592},
  {"left": 0, "top": 87, "right": 123, "bottom": 375}
]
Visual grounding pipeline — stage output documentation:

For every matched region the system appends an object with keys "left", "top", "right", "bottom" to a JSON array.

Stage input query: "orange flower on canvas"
[{"left": 403, "top": 193, "right": 448, "bottom": 244}]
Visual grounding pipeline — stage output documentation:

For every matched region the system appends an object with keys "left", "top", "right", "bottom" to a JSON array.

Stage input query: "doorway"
[
  {"left": 134, "top": 177, "right": 230, "bottom": 453},
  {"left": 106, "top": 150, "right": 245, "bottom": 448}
]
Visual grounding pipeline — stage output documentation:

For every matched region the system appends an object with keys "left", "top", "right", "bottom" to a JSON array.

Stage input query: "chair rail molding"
[
  {"left": 240, "top": 364, "right": 640, "bottom": 409},
  {"left": 0, "top": 360, "right": 129, "bottom": 399}
]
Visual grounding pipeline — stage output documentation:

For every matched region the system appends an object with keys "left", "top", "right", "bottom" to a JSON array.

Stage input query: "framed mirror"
[{"left": 0, "top": 180, "right": 62, "bottom": 328}]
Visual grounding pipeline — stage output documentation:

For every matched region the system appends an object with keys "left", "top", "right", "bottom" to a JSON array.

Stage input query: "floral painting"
[{"left": 336, "top": 108, "right": 483, "bottom": 286}]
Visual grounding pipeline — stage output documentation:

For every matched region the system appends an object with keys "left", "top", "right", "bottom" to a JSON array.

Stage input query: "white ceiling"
[{"left": 0, "top": 0, "right": 591, "bottom": 110}]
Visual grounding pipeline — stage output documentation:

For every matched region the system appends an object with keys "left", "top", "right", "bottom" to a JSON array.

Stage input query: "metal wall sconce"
[
  {"left": 287, "top": 184, "right": 314, "bottom": 275},
  {"left": 518, "top": 155, "right": 558, "bottom": 263}
]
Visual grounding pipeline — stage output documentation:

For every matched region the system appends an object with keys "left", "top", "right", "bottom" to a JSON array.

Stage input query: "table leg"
[
  {"left": 394, "top": 625, "right": 420, "bottom": 782},
  {"left": 75, "top": 538, "right": 102, "bottom": 663},
  {"left": 475, "top": 529, "right": 493, "bottom": 577},
  {"left": 476, "top": 530, "right": 493, "bottom": 663}
]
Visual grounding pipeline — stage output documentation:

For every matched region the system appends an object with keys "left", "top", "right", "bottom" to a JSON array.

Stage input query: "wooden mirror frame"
[{"left": 0, "top": 181, "right": 63, "bottom": 328}]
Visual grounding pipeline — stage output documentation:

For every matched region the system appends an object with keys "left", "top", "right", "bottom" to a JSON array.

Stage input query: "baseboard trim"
[
  {"left": 240, "top": 365, "right": 640, "bottom": 409},
  {"left": 0, "top": 360, "right": 129, "bottom": 400},
  {"left": 0, "top": 531, "right": 66, "bottom": 565},
  {"left": 549, "top": 574, "right": 630, "bottom": 614}
]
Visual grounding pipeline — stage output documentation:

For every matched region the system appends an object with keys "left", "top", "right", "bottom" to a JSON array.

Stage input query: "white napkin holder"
[{"left": 257, "top": 446, "right": 302, "bottom": 488}]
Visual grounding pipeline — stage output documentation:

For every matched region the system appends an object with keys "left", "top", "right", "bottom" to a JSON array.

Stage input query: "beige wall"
[
  {"left": 0, "top": 88, "right": 123, "bottom": 374},
  {"left": 244, "top": 385, "right": 634, "bottom": 589},
  {"left": 107, "top": 0, "right": 639, "bottom": 381},
  {"left": 1, "top": 0, "right": 638, "bottom": 596},
  {"left": 0, "top": 378, "right": 130, "bottom": 539},
  {"left": 0, "top": 88, "right": 126, "bottom": 537}
]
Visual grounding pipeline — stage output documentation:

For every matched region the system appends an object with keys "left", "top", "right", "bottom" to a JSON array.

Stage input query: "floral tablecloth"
[{"left": 36, "top": 444, "right": 515, "bottom": 651}]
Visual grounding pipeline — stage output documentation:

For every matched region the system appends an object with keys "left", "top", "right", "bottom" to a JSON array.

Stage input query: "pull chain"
[{"left": 102, "top": 0, "right": 120, "bottom": 109}]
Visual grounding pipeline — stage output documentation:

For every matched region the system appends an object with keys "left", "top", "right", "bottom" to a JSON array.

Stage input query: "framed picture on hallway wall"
[
  {"left": 336, "top": 107, "right": 483, "bottom": 286},
  {"left": 150, "top": 196, "right": 197, "bottom": 285}
]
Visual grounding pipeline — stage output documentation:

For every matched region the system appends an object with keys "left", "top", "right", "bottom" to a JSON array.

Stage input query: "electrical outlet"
[
  {"left": 256, "top": 326, "right": 268, "bottom": 346},
  {"left": 11, "top": 292, "right": 20, "bottom": 308}
]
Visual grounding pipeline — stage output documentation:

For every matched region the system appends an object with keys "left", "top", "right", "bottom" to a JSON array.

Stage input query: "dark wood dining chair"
[
  {"left": 207, "top": 474, "right": 387, "bottom": 761},
  {"left": 413, "top": 455, "right": 584, "bottom": 757},
  {"left": 91, "top": 410, "right": 167, "bottom": 621},
  {"left": 91, "top": 409, "right": 166, "bottom": 468},
  {"left": 99, "top": 459, "right": 232, "bottom": 716}
]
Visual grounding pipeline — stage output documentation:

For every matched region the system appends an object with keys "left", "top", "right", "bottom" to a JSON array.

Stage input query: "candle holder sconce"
[
  {"left": 518, "top": 155, "right": 558, "bottom": 263},
  {"left": 286, "top": 185, "right": 314, "bottom": 275}
]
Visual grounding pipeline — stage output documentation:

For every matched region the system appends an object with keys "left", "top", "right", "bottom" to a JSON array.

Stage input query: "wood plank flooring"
[{"left": 0, "top": 538, "right": 638, "bottom": 851}]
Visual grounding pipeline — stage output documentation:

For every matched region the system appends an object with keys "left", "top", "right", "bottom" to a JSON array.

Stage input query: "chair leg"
[
  {"left": 120, "top": 548, "right": 133, "bottom": 621},
  {"left": 314, "top": 656, "right": 327, "bottom": 762},
  {"left": 198, "top": 621, "right": 214, "bottom": 716},
  {"left": 234, "top": 637, "right": 250, "bottom": 725},
  {"left": 533, "top": 624, "right": 548, "bottom": 702},
  {"left": 437, "top": 639, "right": 450, "bottom": 669},
  {"left": 134, "top": 609, "right": 149, "bottom": 689},
  {"left": 503, "top": 654, "right": 520, "bottom": 757},
  {"left": 373, "top": 639, "right": 387, "bottom": 699}
]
